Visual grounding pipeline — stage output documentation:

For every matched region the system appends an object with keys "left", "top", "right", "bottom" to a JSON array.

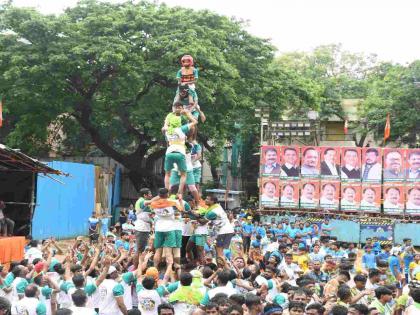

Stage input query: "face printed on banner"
[
  {"left": 365, "top": 149, "right": 379, "bottom": 165},
  {"left": 263, "top": 181, "right": 276, "bottom": 199},
  {"left": 284, "top": 147, "right": 298, "bottom": 165},
  {"left": 302, "top": 183, "right": 315, "bottom": 200},
  {"left": 324, "top": 149, "right": 337, "bottom": 164},
  {"left": 385, "top": 187, "right": 400, "bottom": 205},
  {"left": 344, "top": 149, "right": 359, "bottom": 168},
  {"left": 363, "top": 188, "right": 376, "bottom": 203},
  {"left": 303, "top": 148, "right": 319, "bottom": 168},
  {"left": 264, "top": 148, "right": 278, "bottom": 167},
  {"left": 408, "top": 151, "right": 420, "bottom": 172},
  {"left": 408, "top": 187, "right": 420, "bottom": 207},
  {"left": 343, "top": 187, "right": 356, "bottom": 203},
  {"left": 322, "top": 183, "right": 336, "bottom": 201},
  {"left": 283, "top": 184, "right": 294, "bottom": 199},
  {"left": 385, "top": 151, "right": 403, "bottom": 172}
]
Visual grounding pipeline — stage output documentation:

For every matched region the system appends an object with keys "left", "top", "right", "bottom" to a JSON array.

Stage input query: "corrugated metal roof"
[{"left": 0, "top": 144, "right": 63, "bottom": 175}]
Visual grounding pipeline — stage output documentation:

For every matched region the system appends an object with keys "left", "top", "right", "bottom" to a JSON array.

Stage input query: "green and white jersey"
[
  {"left": 121, "top": 272, "right": 136, "bottom": 311},
  {"left": 11, "top": 277, "right": 29, "bottom": 302},
  {"left": 97, "top": 278, "right": 124, "bottom": 315},
  {"left": 12, "top": 297, "right": 47, "bottom": 315},
  {"left": 136, "top": 284, "right": 166, "bottom": 315}
]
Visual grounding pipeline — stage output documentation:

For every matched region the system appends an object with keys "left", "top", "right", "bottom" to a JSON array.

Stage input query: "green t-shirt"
[{"left": 168, "top": 285, "right": 203, "bottom": 305}]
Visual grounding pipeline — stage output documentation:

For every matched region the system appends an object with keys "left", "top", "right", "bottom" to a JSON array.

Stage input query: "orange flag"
[
  {"left": 0, "top": 99, "right": 3, "bottom": 128},
  {"left": 384, "top": 113, "right": 391, "bottom": 142}
]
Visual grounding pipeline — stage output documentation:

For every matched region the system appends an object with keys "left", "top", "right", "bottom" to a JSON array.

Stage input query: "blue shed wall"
[{"left": 32, "top": 161, "right": 95, "bottom": 240}]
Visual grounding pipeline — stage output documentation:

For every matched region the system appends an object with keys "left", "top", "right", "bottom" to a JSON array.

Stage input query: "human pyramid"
[{"left": 162, "top": 54, "right": 206, "bottom": 204}]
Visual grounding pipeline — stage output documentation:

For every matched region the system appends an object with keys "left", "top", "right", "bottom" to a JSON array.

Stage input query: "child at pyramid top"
[{"left": 176, "top": 54, "right": 198, "bottom": 106}]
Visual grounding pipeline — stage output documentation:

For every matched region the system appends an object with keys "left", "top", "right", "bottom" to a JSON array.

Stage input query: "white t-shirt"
[
  {"left": 134, "top": 212, "right": 152, "bottom": 232},
  {"left": 24, "top": 247, "right": 43, "bottom": 264},
  {"left": 137, "top": 289, "right": 163, "bottom": 315},
  {"left": 166, "top": 127, "right": 187, "bottom": 155},
  {"left": 209, "top": 205, "right": 234, "bottom": 235},
  {"left": 12, "top": 297, "right": 45, "bottom": 315},
  {"left": 98, "top": 279, "right": 124, "bottom": 315},
  {"left": 70, "top": 306, "right": 97, "bottom": 315},
  {"left": 153, "top": 201, "right": 177, "bottom": 233}
]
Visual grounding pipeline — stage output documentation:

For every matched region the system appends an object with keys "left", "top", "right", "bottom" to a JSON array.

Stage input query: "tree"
[
  {"left": 360, "top": 61, "right": 420, "bottom": 146},
  {"left": 0, "top": 0, "right": 278, "bottom": 189}
]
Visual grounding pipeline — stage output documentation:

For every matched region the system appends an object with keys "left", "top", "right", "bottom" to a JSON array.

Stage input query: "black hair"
[
  {"left": 72, "top": 274, "right": 85, "bottom": 288},
  {"left": 217, "top": 270, "right": 231, "bottom": 286},
  {"left": 354, "top": 274, "right": 367, "bottom": 283},
  {"left": 180, "top": 272, "right": 193, "bottom": 286},
  {"left": 29, "top": 240, "right": 38, "bottom": 248},
  {"left": 369, "top": 269, "right": 381, "bottom": 279},
  {"left": 365, "top": 148, "right": 379, "bottom": 155},
  {"left": 264, "top": 147, "right": 278, "bottom": 155},
  {"left": 169, "top": 185, "right": 178, "bottom": 195},
  {"left": 142, "top": 276, "right": 155, "bottom": 290},
  {"left": 264, "top": 303, "right": 283, "bottom": 313},
  {"left": 303, "top": 147, "right": 317, "bottom": 157},
  {"left": 229, "top": 294, "right": 246, "bottom": 306},
  {"left": 32, "top": 258, "right": 42, "bottom": 266},
  {"left": 207, "top": 195, "right": 218, "bottom": 203},
  {"left": 139, "top": 188, "right": 151, "bottom": 197},
  {"left": 202, "top": 266, "right": 214, "bottom": 278},
  {"left": 288, "top": 301, "right": 306, "bottom": 311},
  {"left": 306, "top": 303, "right": 325, "bottom": 315},
  {"left": 158, "top": 188, "right": 169, "bottom": 198},
  {"left": 205, "top": 302, "right": 218, "bottom": 310},
  {"left": 330, "top": 305, "right": 348, "bottom": 315},
  {"left": 337, "top": 285, "right": 352, "bottom": 301},
  {"left": 375, "top": 286, "right": 393, "bottom": 299},
  {"left": 158, "top": 303, "right": 174, "bottom": 315},
  {"left": 324, "top": 147, "right": 336, "bottom": 155},
  {"left": 227, "top": 304, "right": 243, "bottom": 314},
  {"left": 339, "top": 271, "right": 351, "bottom": 281},
  {"left": 70, "top": 264, "right": 83, "bottom": 273},
  {"left": 127, "top": 309, "right": 142, "bottom": 315},
  {"left": 71, "top": 289, "right": 87, "bottom": 307},
  {"left": 349, "top": 304, "right": 369, "bottom": 315},
  {"left": 244, "top": 293, "right": 261, "bottom": 307},
  {"left": 411, "top": 288, "right": 420, "bottom": 303}
]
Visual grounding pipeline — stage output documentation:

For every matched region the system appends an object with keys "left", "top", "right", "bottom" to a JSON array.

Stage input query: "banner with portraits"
[
  {"left": 300, "top": 146, "right": 320, "bottom": 179},
  {"left": 260, "top": 146, "right": 282, "bottom": 177},
  {"left": 383, "top": 182, "right": 405, "bottom": 215},
  {"left": 340, "top": 147, "right": 361, "bottom": 182},
  {"left": 280, "top": 146, "right": 300, "bottom": 179},
  {"left": 320, "top": 147, "right": 341, "bottom": 180},
  {"left": 260, "top": 177, "right": 280, "bottom": 207},
  {"left": 340, "top": 182, "right": 361, "bottom": 212},
  {"left": 383, "top": 148, "right": 406, "bottom": 182},
  {"left": 280, "top": 180, "right": 299, "bottom": 209},
  {"left": 361, "top": 147, "right": 382, "bottom": 183},
  {"left": 300, "top": 180, "right": 319, "bottom": 209},
  {"left": 258, "top": 145, "right": 420, "bottom": 215},
  {"left": 319, "top": 181, "right": 340, "bottom": 210},
  {"left": 360, "top": 183, "right": 382, "bottom": 213},
  {"left": 406, "top": 149, "right": 420, "bottom": 182},
  {"left": 405, "top": 183, "right": 420, "bottom": 215}
]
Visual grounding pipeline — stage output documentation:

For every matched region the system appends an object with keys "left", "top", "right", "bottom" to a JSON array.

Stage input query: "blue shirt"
[
  {"left": 242, "top": 223, "right": 254, "bottom": 235},
  {"left": 255, "top": 227, "right": 266, "bottom": 238},
  {"left": 403, "top": 253, "right": 414, "bottom": 273},
  {"left": 377, "top": 251, "right": 391, "bottom": 262},
  {"left": 115, "top": 240, "right": 130, "bottom": 251},
  {"left": 288, "top": 228, "right": 298, "bottom": 239},
  {"left": 321, "top": 223, "right": 332, "bottom": 235},
  {"left": 362, "top": 253, "right": 377, "bottom": 269},
  {"left": 389, "top": 256, "right": 402, "bottom": 277}
]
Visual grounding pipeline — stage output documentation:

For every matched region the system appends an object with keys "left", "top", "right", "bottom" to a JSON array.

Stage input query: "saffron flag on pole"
[
  {"left": 344, "top": 119, "right": 348, "bottom": 134},
  {"left": 384, "top": 113, "right": 390, "bottom": 142}
]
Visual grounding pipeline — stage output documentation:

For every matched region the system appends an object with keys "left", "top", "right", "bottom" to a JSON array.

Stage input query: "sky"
[{"left": 9, "top": 0, "right": 420, "bottom": 64}]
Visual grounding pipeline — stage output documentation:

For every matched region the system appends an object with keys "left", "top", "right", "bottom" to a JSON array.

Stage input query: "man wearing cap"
[{"left": 97, "top": 265, "right": 127, "bottom": 315}]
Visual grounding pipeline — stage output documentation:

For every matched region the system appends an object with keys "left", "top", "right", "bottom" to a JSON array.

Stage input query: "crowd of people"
[
  {"left": 1, "top": 202, "right": 420, "bottom": 315},
  {"left": 1, "top": 55, "right": 420, "bottom": 315}
]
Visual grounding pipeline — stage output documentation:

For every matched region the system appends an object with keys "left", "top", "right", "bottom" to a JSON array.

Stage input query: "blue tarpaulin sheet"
[{"left": 32, "top": 161, "right": 95, "bottom": 240}]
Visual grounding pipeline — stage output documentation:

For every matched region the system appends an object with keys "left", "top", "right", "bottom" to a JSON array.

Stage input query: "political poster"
[
  {"left": 383, "top": 182, "right": 405, "bottom": 215},
  {"left": 405, "top": 183, "right": 420, "bottom": 215},
  {"left": 320, "top": 147, "right": 341, "bottom": 180},
  {"left": 300, "top": 180, "right": 319, "bottom": 209},
  {"left": 300, "top": 146, "right": 321, "bottom": 179},
  {"left": 341, "top": 182, "right": 361, "bottom": 212},
  {"left": 280, "top": 180, "right": 299, "bottom": 209},
  {"left": 383, "top": 148, "right": 406, "bottom": 182},
  {"left": 405, "top": 149, "right": 420, "bottom": 182},
  {"left": 340, "top": 147, "right": 361, "bottom": 182},
  {"left": 260, "top": 177, "right": 280, "bottom": 207},
  {"left": 360, "top": 184, "right": 382, "bottom": 213},
  {"left": 280, "top": 146, "right": 300, "bottom": 179},
  {"left": 260, "top": 146, "right": 281, "bottom": 177},
  {"left": 319, "top": 181, "right": 340, "bottom": 211},
  {"left": 361, "top": 147, "right": 382, "bottom": 183}
]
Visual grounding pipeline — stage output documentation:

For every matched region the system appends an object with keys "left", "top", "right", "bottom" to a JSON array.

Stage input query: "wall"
[
  {"left": 32, "top": 161, "right": 95, "bottom": 240},
  {"left": 394, "top": 223, "right": 420, "bottom": 246}
]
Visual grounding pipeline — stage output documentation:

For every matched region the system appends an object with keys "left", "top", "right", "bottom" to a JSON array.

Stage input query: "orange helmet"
[{"left": 181, "top": 55, "right": 194, "bottom": 66}]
